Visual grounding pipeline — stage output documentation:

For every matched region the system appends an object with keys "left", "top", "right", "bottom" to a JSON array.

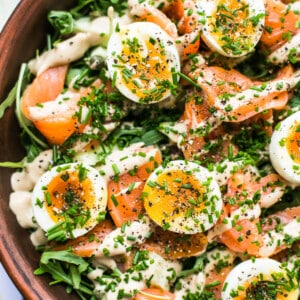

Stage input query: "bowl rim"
[
  {"left": 0, "top": 2, "right": 49, "bottom": 298},
  {"left": 0, "top": 1, "right": 76, "bottom": 299}
]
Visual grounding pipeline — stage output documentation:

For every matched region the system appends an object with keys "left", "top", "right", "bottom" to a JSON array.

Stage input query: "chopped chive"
[
  {"left": 111, "top": 194, "right": 118, "bottom": 206},
  {"left": 45, "top": 192, "right": 52, "bottom": 206}
]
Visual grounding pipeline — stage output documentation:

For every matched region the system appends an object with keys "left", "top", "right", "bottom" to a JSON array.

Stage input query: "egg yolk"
[
  {"left": 44, "top": 170, "right": 96, "bottom": 225},
  {"left": 231, "top": 273, "right": 297, "bottom": 299},
  {"left": 143, "top": 169, "right": 206, "bottom": 229},
  {"left": 210, "top": 0, "right": 257, "bottom": 55},
  {"left": 286, "top": 123, "right": 300, "bottom": 164},
  {"left": 117, "top": 33, "right": 173, "bottom": 103}
]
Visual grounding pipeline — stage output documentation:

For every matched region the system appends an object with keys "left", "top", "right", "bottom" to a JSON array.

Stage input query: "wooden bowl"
[{"left": 0, "top": 1, "right": 77, "bottom": 299}]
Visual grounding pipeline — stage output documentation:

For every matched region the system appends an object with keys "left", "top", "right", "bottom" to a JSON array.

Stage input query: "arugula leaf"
[
  {"left": 0, "top": 82, "right": 17, "bottom": 119},
  {"left": 15, "top": 64, "right": 48, "bottom": 149},
  {"left": 35, "top": 250, "right": 93, "bottom": 296},
  {"left": 48, "top": 11, "right": 75, "bottom": 35},
  {"left": 70, "top": 0, "right": 128, "bottom": 18},
  {"left": 0, "top": 65, "right": 45, "bottom": 168},
  {"left": 0, "top": 161, "right": 25, "bottom": 168},
  {"left": 18, "top": 130, "right": 44, "bottom": 162},
  {"left": 40, "top": 250, "right": 89, "bottom": 271}
]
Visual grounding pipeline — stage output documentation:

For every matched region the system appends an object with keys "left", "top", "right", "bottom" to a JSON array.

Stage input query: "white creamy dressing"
[
  {"left": 204, "top": 247, "right": 236, "bottom": 279},
  {"left": 175, "top": 27, "right": 202, "bottom": 59},
  {"left": 96, "top": 143, "right": 160, "bottom": 181},
  {"left": 230, "top": 202, "right": 261, "bottom": 222},
  {"left": 9, "top": 191, "right": 37, "bottom": 229},
  {"left": 10, "top": 169, "right": 35, "bottom": 192},
  {"left": 207, "top": 203, "right": 262, "bottom": 243},
  {"left": 87, "top": 268, "right": 106, "bottom": 299},
  {"left": 259, "top": 218, "right": 300, "bottom": 257},
  {"left": 181, "top": 53, "right": 206, "bottom": 75},
  {"left": 75, "top": 10, "right": 133, "bottom": 41},
  {"left": 268, "top": 32, "right": 300, "bottom": 65},
  {"left": 28, "top": 12, "right": 133, "bottom": 75},
  {"left": 213, "top": 69, "right": 300, "bottom": 111},
  {"left": 92, "top": 257, "right": 118, "bottom": 270},
  {"left": 30, "top": 227, "right": 48, "bottom": 246},
  {"left": 202, "top": 247, "right": 236, "bottom": 297},
  {"left": 29, "top": 33, "right": 104, "bottom": 75},
  {"left": 90, "top": 251, "right": 182, "bottom": 299},
  {"left": 160, "top": 114, "right": 223, "bottom": 157},
  {"left": 189, "top": 108, "right": 223, "bottom": 135},
  {"left": 159, "top": 120, "right": 188, "bottom": 145},
  {"left": 160, "top": 111, "right": 227, "bottom": 154},
  {"left": 94, "top": 217, "right": 152, "bottom": 257},
  {"left": 73, "top": 122, "right": 120, "bottom": 165},
  {"left": 207, "top": 161, "right": 286, "bottom": 241},
  {"left": 28, "top": 90, "right": 80, "bottom": 121},
  {"left": 9, "top": 150, "right": 53, "bottom": 245},
  {"left": 211, "top": 159, "right": 259, "bottom": 187},
  {"left": 174, "top": 272, "right": 205, "bottom": 300},
  {"left": 74, "top": 17, "right": 112, "bottom": 45},
  {"left": 259, "top": 185, "right": 285, "bottom": 208},
  {"left": 114, "top": 181, "right": 143, "bottom": 197},
  {"left": 128, "top": 0, "right": 171, "bottom": 12},
  {"left": 128, "top": 0, "right": 178, "bottom": 38},
  {"left": 267, "top": 1, "right": 300, "bottom": 65},
  {"left": 291, "top": 1, "right": 300, "bottom": 11},
  {"left": 11, "top": 150, "right": 53, "bottom": 191},
  {"left": 285, "top": 254, "right": 300, "bottom": 273}
]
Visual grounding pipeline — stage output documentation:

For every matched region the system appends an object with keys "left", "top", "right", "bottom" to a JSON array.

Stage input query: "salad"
[{"left": 1, "top": 0, "right": 300, "bottom": 299}]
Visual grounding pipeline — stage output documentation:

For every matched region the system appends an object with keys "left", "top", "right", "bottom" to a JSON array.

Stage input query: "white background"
[{"left": 0, "top": 1, "right": 24, "bottom": 299}]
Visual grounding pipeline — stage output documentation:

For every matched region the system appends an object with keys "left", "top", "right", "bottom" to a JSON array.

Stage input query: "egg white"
[
  {"left": 199, "top": 0, "right": 265, "bottom": 57},
  {"left": 32, "top": 163, "right": 107, "bottom": 238},
  {"left": 143, "top": 160, "right": 222, "bottom": 234},
  {"left": 222, "top": 258, "right": 299, "bottom": 300},
  {"left": 106, "top": 21, "right": 180, "bottom": 104},
  {"left": 269, "top": 111, "right": 300, "bottom": 184}
]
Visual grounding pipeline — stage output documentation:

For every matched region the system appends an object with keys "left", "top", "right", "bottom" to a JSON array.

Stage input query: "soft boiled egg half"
[
  {"left": 143, "top": 160, "right": 222, "bottom": 234},
  {"left": 32, "top": 163, "right": 107, "bottom": 239},
  {"left": 222, "top": 258, "right": 299, "bottom": 299},
  {"left": 270, "top": 111, "right": 300, "bottom": 184},
  {"left": 199, "top": 0, "right": 265, "bottom": 57},
  {"left": 106, "top": 21, "right": 180, "bottom": 104}
]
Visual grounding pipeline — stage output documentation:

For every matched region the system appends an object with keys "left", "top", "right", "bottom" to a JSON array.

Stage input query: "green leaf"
[
  {"left": 70, "top": 265, "right": 82, "bottom": 290},
  {"left": 48, "top": 11, "right": 75, "bottom": 35},
  {"left": 0, "top": 82, "right": 17, "bottom": 119},
  {"left": 35, "top": 261, "right": 71, "bottom": 284},
  {"left": 141, "top": 130, "right": 165, "bottom": 146},
  {"left": 69, "top": 0, "right": 128, "bottom": 18},
  {"left": 15, "top": 64, "right": 48, "bottom": 149},
  {"left": 0, "top": 160, "right": 25, "bottom": 168},
  {"left": 35, "top": 251, "right": 94, "bottom": 296},
  {"left": 40, "top": 250, "right": 89, "bottom": 271}
]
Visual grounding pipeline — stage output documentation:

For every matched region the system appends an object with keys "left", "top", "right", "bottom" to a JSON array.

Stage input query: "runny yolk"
[
  {"left": 119, "top": 34, "right": 172, "bottom": 103},
  {"left": 143, "top": 169, "right": 206, "bottom": 228},
  {"left": 45, "top": 170, "right": 95, "bottom": 224},
  {"left": 286, "top": 123, "right": 300, "bottom": 164},
  {"left": 210, "top": 0, "right": 256, "bottom": 54}
]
